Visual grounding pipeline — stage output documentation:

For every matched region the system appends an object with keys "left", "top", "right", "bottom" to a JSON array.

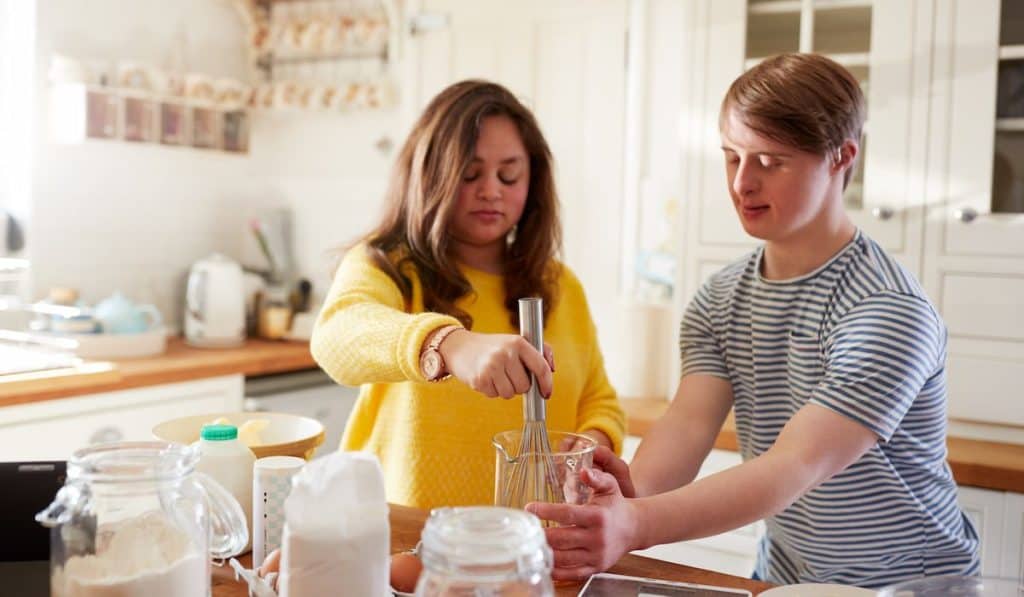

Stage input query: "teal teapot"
[{"left": 94, "top": 292, "right": 163, "bottom": 334}]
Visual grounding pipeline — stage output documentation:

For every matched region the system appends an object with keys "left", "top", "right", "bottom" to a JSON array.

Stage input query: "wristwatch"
[{"left": 420, "top": 325, "right": 462, "bottom": 381}]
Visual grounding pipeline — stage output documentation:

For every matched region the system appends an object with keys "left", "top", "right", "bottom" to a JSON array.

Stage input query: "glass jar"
[
  {"left": 415, "top": 506, "right": 553, "bottom": 597},
  {"left": 876, "top": 574, "right": 1024, "bottom": 596},
  {"left": 36, "top": 441, "right": 248, "bottom": 597},
  {"left": 493, "top": 429, "right": 596, "bottom": 512}
]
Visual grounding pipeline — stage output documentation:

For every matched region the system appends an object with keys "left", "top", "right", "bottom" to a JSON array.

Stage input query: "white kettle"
[{"left": 185, "top": 253, "right": 246, "bottom": 348}]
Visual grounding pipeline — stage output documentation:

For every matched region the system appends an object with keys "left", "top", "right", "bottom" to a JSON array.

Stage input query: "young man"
[{"left": 527, "top": 53, "right": 980, "bottom": 589}]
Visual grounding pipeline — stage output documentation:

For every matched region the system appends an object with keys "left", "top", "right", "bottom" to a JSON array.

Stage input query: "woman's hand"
[
  {"left": 439, "top": 329, "right": 555, "bottom": 399},
  {"left": 526, "top": 467, "right": 640, "bottom": 580}
]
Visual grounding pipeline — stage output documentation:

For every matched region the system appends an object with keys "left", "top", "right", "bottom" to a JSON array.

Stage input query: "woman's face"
[
  {"left": 450, "top": 115, "right": 530, "bottom": 253},
  {"left": 720, "top": 109, "right": 844, "bottom": 243}
]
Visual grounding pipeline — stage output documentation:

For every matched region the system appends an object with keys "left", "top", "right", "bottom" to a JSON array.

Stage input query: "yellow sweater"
[{"left": 310, "top": 245, "right": 626, "bottom": 510}]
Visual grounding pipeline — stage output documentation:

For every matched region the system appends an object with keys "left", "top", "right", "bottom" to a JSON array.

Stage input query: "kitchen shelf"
[
  {"left": 49, "top": 83, "right": 250, "bottom": 153},
  {"left": 748, "top": 0, "right": 871, "bottom": 15},
  {"left": 996, "top": 117, "right": 1024, "bottom": 132},
  {"left": 999, "top": 44, "right": 1024, "bottom": 60}
]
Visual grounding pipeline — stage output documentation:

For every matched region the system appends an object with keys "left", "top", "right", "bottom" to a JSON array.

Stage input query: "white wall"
[{"left": 28, "top": 0, "right": 396, "bottom": 325}]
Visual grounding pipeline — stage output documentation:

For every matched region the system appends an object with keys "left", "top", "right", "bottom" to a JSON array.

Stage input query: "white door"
[
  {"left": 404, "top": 0, "right": 629, "bottom": 362},
  {"left": 922, "top": 0, "right": 1024, "bottom": 437}
]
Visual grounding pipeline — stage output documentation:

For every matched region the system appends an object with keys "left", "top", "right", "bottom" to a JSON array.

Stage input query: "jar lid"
[
  {"left": 419, "top": 506, "right": 552, "bottom": 582},
  {"left": 201, "top": 424, "right": 238, "bottom": 441}
]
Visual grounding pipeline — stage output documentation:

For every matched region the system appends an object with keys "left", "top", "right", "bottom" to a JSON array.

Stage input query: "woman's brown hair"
[
  {"left": 363, "top": 79, "right": 562, "bottom": 328},
  {"left": 720, "top": 53, "right": 866, "bottom": 188}
]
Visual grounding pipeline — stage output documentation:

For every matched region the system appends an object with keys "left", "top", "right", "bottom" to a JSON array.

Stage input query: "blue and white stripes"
[{"left": 679, "top": 231, "right": 979, "bottom": 588}]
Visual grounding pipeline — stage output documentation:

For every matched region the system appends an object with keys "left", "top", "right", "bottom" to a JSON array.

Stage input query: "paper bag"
[{"left": 278, "top": 451, "right": 389, "bottom": 597}]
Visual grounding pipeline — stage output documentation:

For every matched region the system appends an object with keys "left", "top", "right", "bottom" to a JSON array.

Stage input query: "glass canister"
[
  {"left": 876, "top": 574, "right": 1024, "bottom": 596},
  {"left": 415, "top": 506, "right": 554, "bottom": 597},
  {"left": 36, "top": 441, "right": 248, "bottom": 597},
  {"left": 493, "top": 430, "right": 596, "bottom": 512}
]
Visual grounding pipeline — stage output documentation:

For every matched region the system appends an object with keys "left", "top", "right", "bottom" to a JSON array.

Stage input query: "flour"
[{"left": 51, "top": 512, "right": 207, "bottom": 597}]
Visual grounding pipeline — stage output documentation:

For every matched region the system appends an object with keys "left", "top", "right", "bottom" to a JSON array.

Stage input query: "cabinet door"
[
  {"left": 923, "top": 0, "right": 1024, "bottom": 435},
  {"left": 1003, "top": 492, "right": 1024, "bottom": 582},
  {"left": 0, "top": 375, "right": 244, "bottom": 461},
  {"left": 931, "top": 0, "right": 1024, "bottom": 258},
  {"left": 957, "top": 485, "right": 1006, "bottom": 577}
]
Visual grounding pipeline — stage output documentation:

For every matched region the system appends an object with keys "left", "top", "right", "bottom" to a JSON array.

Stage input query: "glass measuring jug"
[{"left": 493, "top": 429, "right": 596, "bottom": 511}]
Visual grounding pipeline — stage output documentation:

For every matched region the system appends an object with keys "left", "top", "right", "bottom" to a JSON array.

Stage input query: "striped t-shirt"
[{"left": 679, "top": 231, "right": 979, "bottom": 588}]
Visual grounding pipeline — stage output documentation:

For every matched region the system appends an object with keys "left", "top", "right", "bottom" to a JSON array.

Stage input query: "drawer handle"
[{"left": 89, "top": 426, "right": 124, "bottom": 445}]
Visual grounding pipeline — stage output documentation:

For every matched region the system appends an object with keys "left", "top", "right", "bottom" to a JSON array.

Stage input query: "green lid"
[{"left": 200, "top": 424, "right": 238, "bottom": 441}]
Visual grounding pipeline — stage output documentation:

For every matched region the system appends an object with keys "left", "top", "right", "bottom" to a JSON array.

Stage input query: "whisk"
[{"left": 498, "top": 297, "right": 565, "bottom": 511}]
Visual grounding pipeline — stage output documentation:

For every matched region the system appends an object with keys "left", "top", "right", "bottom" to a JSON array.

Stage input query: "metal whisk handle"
[{"left": 518, "top": 297, "right": 545, "bottom": 423}]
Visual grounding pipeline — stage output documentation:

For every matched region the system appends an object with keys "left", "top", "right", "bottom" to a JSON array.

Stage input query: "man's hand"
[{"left": 526, "top": 467, "right": 640, "bottom": 580}]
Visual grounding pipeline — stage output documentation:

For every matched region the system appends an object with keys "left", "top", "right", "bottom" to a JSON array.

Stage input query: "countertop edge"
[{"left": 622, "top": 397, "right": 1024, "bottom": 494}]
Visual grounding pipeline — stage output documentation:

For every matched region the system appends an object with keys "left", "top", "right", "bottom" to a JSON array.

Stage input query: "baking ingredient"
[
  {"left": 278, "top": 451, "right": 389, "bottom": 597},
  {"left": 389, "top": 552, "right": 423, "bottom": 593},
  {"left": 195, "top": 424, "right": 255, "bottom": 552},
  {"left": 51, "top": 512, "right": 205, "bottom": 597}
]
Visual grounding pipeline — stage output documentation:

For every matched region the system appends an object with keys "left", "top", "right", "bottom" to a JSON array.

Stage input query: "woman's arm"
[{"left": 310, "top": 247, "right": 462, "bottom": 386}]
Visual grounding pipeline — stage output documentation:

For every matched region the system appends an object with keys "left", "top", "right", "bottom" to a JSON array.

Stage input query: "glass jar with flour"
[{"left": 36, "top": 441, "right": 248, "bottom": 597}]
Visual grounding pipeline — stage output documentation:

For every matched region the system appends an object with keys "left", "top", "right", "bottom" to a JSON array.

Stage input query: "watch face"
[{"left": 421, "top": 350, "right": 442, "bottom": 379}]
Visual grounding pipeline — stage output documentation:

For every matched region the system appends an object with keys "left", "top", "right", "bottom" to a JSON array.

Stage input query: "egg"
[{"left": 389, "top": 551, "right": 424, "bottom": 593}]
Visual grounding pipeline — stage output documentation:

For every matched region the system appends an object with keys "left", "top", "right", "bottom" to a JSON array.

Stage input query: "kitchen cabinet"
[
  {"left": 959, "top": 485, "right": 1024, "bottom": 580},
  {"left": 0, "top": 375, "right": 243, "bottom": 461},
  {"left": 921, "top": 0, "right": 1024, "bottom": 441},
  {"left": 642, "top": 0, "right": 1024, "bottom": 442}
]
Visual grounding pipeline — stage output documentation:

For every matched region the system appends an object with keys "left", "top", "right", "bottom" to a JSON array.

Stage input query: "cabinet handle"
[
  {"left": 89, "top": 426, "right": 123, "bottom": 445},
  {"left": 953, "top": 207, "right": 978, "bottom": 223},
  {"left": 871, "top": 206, "right": 894, "bottom": 221}
]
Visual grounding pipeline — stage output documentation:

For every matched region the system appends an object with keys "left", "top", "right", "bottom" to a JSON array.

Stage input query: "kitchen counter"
[
  {"left": 622, "top": 397, "right": 1024, "bottom": 494},
  {"left": 0, "top": 337, "right": 317, "bottom": 408},
  {"left": 2, "top": 339, "right": 1020, "bottom": 495},
  {"left": 211, "top": 503, "right": 776, "bottom": 596}
]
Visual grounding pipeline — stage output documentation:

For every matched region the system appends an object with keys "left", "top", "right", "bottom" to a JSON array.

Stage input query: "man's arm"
[
  {"left": 632, "top": 402, "right": 878, "bottom": 548},
  {"left": 630, "top": 373, "right": 734, "bottom": 497},
  {"left": 531, "top": 402, "right": 878, "bottom": 579}
]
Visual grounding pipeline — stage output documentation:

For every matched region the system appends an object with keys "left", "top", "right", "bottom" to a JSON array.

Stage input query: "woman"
[
  {"left": 311, "top": 79, "right": 626, "bottom": 510},
  {"left": 528, "top": 54, "right": 979, "bottom": 589}
]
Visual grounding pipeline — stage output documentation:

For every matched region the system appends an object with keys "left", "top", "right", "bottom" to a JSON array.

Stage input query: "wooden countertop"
[
  {"left": 212, "top": 503, "right": 776, "bottom": 596},
  {"left": 622, "top": 397, "right": 1024, "bottom": 494},
  {"left": 0, "top": 337, "right": 317, "bottom": 408},
  {"left": 2, "top": 339, "right": 1020, "bottom": 494}
]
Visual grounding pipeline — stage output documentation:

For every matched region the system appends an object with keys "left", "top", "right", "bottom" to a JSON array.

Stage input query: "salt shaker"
[{"left": 252, "top": 456, "right": 305, "bottom": 566}]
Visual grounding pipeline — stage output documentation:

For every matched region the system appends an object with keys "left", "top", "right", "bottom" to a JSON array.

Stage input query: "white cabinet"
[
  {"left": 958, "top": 485, "right": 1007, "bottom": 577},
  {"left": 622, "top": 436, "right": 763, "bottom": 577},
  {"left": 0, "top": 375, "right": 244, "bottom": 461},
  {"left": 921, "top": 0, "right": 1024, "bottom": 441},
  {"left": 1003, "top": 492, "right": 1024, "bottom": 583},
  {"left": 958, "top": 485, "right": 1024, "bottom": 580}
]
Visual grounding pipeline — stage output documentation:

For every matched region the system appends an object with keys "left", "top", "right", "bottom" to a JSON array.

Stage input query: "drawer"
[
  {"left": 941, "top": 273, "right": 1024, "bottom": 342},
  {"left": 0, "top": 376, "right": 243, "bottom": 461}
]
